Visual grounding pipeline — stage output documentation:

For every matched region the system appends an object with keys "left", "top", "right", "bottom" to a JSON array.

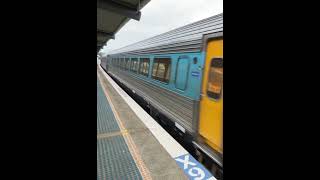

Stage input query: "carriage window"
[
  {"left": 130, "top": 58, "right": 139, "bottom": 73},
  {"left": 130, "top": 59, "right": 134, "bottom": 71},
  {"left": 125, "top": 58, "right": 130, "bottom": 70},
  {"left": 152, "top": 58, "right": 171, "bottom": 83},
  {"left": 207, "top": 58, "right": 223, "bottom": 99},
  {"left": 122, "top": 58, "right": 126, "bottom": 69},
  {"left": 120, "top": 58, "right": 124, "bottom": 69},
  {"left": 139, "top": 58, "right": 150, "bottom": 77},
  {"left": 152, "top": 61, "right": 158, "bottom": 77},
  {"left": 134, "top": 59, "right": 139, "bottom": 72}
]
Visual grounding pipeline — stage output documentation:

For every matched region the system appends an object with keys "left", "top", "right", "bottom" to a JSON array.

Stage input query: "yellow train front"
[
  {"left": 196, "top": 36, "right": 223, "bottom": 177},
  {"left": 100, "top": 13, "right": 223, "bottom": 178}
]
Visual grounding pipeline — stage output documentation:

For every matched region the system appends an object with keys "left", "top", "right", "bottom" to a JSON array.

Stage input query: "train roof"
[{"left": 108, "top": 13, "right": 223, "bottom": 56}]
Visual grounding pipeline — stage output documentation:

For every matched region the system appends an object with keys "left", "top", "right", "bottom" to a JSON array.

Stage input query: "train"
[{"left": 100, "top": 13, "right": 223, "bottom": 178}]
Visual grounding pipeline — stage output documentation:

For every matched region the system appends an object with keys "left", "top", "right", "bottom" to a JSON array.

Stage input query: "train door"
[{"left": 199, "top": 38, "right": 223, "bottom": 154}]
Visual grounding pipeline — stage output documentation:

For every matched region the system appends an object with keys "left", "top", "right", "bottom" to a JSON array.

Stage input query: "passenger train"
[{"left": 100, "top": 13, "right": 223, "bottom": 178}]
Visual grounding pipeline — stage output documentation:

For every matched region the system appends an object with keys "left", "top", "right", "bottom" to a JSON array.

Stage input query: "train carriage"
[{"left": 101, "top": 13, "right": 223, "bottom": 176}]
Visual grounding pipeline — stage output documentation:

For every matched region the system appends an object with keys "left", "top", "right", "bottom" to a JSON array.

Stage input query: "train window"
[
  {"left": 134, "top": 59, "right": 139, "bottom": 72},
  {"left": 130, "top": 58, "right": 134, "bottom": 71},
  {"left": 207, "top": 58, "right": 223, "bottom": 100},
  {"left": 139, "top": 58, "right": 150, "bottom": 77},
  {"left": 120, "top": 58, "right": 124, "bottom": 69},
  {"left": 152, "top": 61, "right": 158, "bottom": 77},
  {"left": 125, "top": 58, "right": 130, "bottom": 70},
  {"left": 122, "top": 58, "right": 125, "bottom": 69},
  {"left": 175, "top": 58, "right": 190, "bottom": 90},
  {"left": 130, "top": 58, "right": 139, "bottom": 73},
  {"left": 152, "top": 58, "right": 171, "bottom": 83}
]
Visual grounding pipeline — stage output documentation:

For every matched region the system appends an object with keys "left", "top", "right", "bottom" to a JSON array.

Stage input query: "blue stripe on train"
[{"left": 108, "top": 52, "right": 205, "bottom": 101}]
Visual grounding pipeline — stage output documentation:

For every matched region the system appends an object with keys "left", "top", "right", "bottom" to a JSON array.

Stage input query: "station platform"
[{"left": 97, "top": 66, "right": 216, "bottom": 180}]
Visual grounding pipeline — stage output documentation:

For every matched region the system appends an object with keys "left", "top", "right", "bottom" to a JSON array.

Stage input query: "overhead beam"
[
  {"left": 97, "top": 41, "right": 105, "bottom": 47},
  {"left": 97, "top": 44, "right": 103, "bottom": 52},
  {"left": 97, "top": 0, "right": 141, "bottom": 21},
  {"left": 97, "top": 30, "right": 115, "bottom": 39},
  {"left": 97, "top": 37, "right": 107, "bottom": 46}
]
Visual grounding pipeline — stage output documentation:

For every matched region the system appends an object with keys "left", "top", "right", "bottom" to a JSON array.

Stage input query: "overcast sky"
[{"left": 101, "top": 0, "right": 223, "bottom": 54}]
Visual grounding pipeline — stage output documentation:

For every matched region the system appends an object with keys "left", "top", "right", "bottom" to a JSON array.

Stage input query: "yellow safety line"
[
  {"left": 97, "top": 130, "right": 129, "bottom": 139},
  {"left": 98, "top": 71, "right": 152, "bottom": 180}
]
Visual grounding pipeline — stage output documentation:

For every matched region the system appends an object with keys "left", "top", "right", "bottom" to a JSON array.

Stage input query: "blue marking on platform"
[{"left": 175, "top": 153, "right": 214, "bottom": 180}]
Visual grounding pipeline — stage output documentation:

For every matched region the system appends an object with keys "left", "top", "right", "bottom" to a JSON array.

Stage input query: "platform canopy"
[{"left": 97, "top": 0, "right": 151, "bottom": 53}]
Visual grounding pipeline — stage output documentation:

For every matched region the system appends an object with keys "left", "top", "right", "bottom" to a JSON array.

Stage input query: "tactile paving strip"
[
  {"left": 97, "top": 137, "right": 143, "bottom": 180},
  {"left": 97, "top": 79, "right": 119, "bottom": 134},
  {"left": 97, "top": 78, "right": 142, "bottom": 180}
]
